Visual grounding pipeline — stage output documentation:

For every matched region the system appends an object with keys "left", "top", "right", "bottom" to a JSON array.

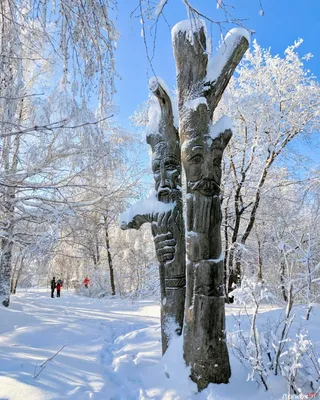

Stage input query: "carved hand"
[
  {"left": 154, "top": 231, "right": 176, "bottom": 262},
  {"left": 151, "top": 208, "right": 180, "bottom": 263}
]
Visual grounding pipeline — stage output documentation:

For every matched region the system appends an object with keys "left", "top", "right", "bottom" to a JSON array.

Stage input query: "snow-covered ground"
[{"left": 0, "top": 290, "right": 319, "bottom": 399}]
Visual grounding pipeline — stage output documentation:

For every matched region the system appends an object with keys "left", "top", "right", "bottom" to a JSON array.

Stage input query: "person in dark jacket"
[
  {"left": 56, "top": 280, "right": 63, "bottom": 297},
  {"left": 51, "top": 277, "right": 56, "bottom": 298}
]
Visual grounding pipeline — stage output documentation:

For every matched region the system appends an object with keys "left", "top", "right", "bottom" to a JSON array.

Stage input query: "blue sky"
[
  {"left": 114, "top": 0, "right": 319, "bottom": 123},
  {"left": 112, "top": 0, "right": 319, "bottom": 166}
]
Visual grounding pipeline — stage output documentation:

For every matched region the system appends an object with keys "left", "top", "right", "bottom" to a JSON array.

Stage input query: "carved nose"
[
  {"left": 204, "top": 158, "right": 214, "bottom": 179},
  {"left": 160, "top": 165, "right": 167, "bottom": 187}
]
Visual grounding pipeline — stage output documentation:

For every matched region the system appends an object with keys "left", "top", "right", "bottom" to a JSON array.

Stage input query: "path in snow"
[{"left": 0, "top": 290, "right": 161, "bottom": 400}]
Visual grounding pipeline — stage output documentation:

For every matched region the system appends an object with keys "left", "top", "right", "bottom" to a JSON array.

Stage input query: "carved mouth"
[
  {"left": 188, "top": 179, "right": 218, "bottom": 196},
  {"left": 158, "top": 187, "right": 171, "bottom": 202}
]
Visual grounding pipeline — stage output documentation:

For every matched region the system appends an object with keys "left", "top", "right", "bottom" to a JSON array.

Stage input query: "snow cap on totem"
[{"left": 146, "top": 77, "right": 180, "bottom": 159}]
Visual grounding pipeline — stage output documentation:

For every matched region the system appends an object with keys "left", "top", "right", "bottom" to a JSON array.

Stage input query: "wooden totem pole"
[
  {"left": 120, "top": 78, "right": 186, "bottom": 354},
  {"left": 172, "top": 21, "right": 249, "bottom": 389}
]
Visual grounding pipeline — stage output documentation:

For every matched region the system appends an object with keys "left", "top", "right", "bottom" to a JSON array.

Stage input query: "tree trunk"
[
  {"left": 257, "top": 236, "right": 263, "bottom": 281},
  {"left": 172, "top": 21, "right": 249, "bottom": 389},
  {"left": 225, "top": 160, "right": 246, "bottom": 291},
  {"left": 104, "top": 216, "right": 116, "bottom": 296},
  {"left": 10, "top": 274, "right": 15, "bottom": 295},
  {"left": 12, "top": 273, "right": 18, "bottom": 294},
  {"left": 10, "top": 253, "right": 21, "bottom": 294},
  {"left": 10, "top": 255, "right": 18, "bottom": 294},
  {"left": 223, "top": 202, "right": 230, "bottom": 299},
  {"left": 280, "top": 259, "right": 287, "bottom": 302},
  {"left": 12, "top": 254, "right": 26, "bottom": 295},
  {"left": 0, "top": 185, "right": 15, "bottom": 307},
  {"left": 0, "top": 0, "right": 23, "bottom": 307},
  {"left": 0, "top": 235, "right": 14, "bottom": 306}
]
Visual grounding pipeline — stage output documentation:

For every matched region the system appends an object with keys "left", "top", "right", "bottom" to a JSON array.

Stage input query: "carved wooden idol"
[
  {"left": 172, "top": 21, "right": 249, "bottom": 389},
  {"left": 121, "top": 19, "right": 249, "bottom": 390},
  {"left": 121, "top": 80, "right": 186, "bottom": 354}
]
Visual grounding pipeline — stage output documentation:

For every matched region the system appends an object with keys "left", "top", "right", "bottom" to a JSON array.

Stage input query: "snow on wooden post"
[
  {"left": 120, "top": 78, "right": 186, "bottom": 354},
  {"left": 172, "top": 20, "right": 249, "bottom": 389}
]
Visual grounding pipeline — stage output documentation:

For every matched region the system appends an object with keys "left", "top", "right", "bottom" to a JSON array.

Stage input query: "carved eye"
[
  {"left": 190, "top": 155, "right": 203, "bottom": 164},
  {"left": 165, "top": 163, "right": 177, "bottom": 171},
  {"left": 153, "top": 165, "right": 160, "bottom": 174}
]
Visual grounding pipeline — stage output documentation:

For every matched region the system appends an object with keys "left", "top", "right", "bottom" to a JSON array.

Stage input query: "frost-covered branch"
[{"left": 0, "top": 115, "right": 114, "bottom": 138}]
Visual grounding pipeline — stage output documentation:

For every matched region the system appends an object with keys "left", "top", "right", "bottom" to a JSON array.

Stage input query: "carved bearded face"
[
  {"left": 182, "top": 136, "right": 228, "bottom": 197},
  {"left": 152, "top": 142, "right": 181, "bottom": 203}
]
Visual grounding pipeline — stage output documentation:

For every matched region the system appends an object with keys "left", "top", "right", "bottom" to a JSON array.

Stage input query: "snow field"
[{"left": 0, "top": 290, "right": 319, "bottom": 399}]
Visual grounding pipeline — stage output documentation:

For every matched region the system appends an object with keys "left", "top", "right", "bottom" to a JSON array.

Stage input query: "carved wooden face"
[
  {"left": 182, "top": 136, "right": 226, "bottom": 196},
  {"left": 152, "top": 150, "right": 181, "bottom": 203}
]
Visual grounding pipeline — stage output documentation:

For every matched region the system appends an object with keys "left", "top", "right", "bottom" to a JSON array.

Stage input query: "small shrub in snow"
[
  {"left": 279, "top": 332, "right": 320, "bottom": 396},
  {"left": 229, "top": 277, "right": 273, "bottom": 390},
  {"left": 228, "top": 277, "right": 320, "bottom": 396},
  {"left": 76, "top": 268, "right": 110, "bottom": 298}
]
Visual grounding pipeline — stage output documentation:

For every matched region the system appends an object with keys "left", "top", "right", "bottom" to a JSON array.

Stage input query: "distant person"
[
  {"left": 56, "top": 280, "right": 63, "bottom": 297},
  {"left": 83, "top": 277, "right": 90, "bottom": 288},
  {"left": 51, "top": 277, "right": 56, "bottom": 298}
]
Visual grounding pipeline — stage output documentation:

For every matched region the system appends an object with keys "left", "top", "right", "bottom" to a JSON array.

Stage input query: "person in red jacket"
[
  {"left": 56, "top": 280, "right": 63, "bottom": 297},
  {"left": 83, "top": 277, "right": 90, "bottom": 288}
]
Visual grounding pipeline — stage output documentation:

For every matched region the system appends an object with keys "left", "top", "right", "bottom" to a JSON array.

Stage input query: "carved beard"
[
  {"left": 188, "top": 178, "right": 220, "bottom": 196},
  {"left": 187, "top": 192, "right": 221, "bottom": 235}
]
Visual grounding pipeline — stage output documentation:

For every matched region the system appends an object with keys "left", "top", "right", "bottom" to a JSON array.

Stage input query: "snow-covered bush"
[
  {"left": 279, "top": 331, "right": 320, "bottom": 396},
  {"left": 122, "top": 262, "right": 160, "bottom": 300},
  {"left": 229, "top": 277, "right": 274, "bottom": 390},
  {"left": 228, "top": 277, "right": 320, "bottom": 396},
  {"left": 76, "top": 268, "right": 111, "bottom": 298}
]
